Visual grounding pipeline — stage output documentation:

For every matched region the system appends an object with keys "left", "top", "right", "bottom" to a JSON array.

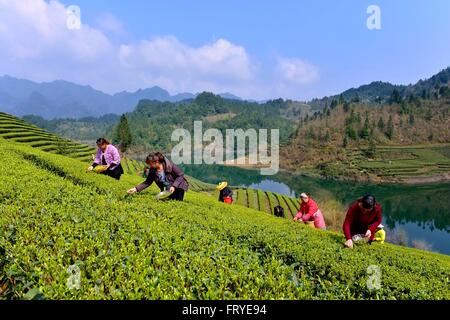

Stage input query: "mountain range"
[
  {"left": 0, "top": 75, "right": 242, "bottom": 119},
  {"left": 0, "top": 66, "right": 449, "bottom": 119},
  {"left": 309, "top": 67, "right": 450, "bottom": 109}
]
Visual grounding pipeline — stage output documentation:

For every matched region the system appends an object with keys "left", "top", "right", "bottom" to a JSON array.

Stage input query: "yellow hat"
[{"left": 216, "top": 181, "right": 228, "bottom": 191}]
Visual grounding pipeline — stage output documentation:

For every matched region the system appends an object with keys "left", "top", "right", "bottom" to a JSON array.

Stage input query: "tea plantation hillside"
[
  {"left": 233, "top": 188, "right": 300, "bottom": 218},
  {"left": 0, "top": 112, "right": 211, "bottom": 189},
  {"left": 185, "top": 184, "right": 301, "bottom": 218},
  {"left": 1, "top": 112, "right": 305, "bottom": 217},
  {"left": 120, "top": 157, "right": 146, "bottom": 176},
  {"left": 0, "top": 112, "right": 96, "bottom": 162},
  {"left": 0, "top": 137, "right": 449, "bottom": 300}
]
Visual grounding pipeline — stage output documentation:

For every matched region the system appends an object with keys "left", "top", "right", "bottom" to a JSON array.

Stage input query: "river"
[{"left": 181, "top": 164, "right": 450, "bottom": 255}]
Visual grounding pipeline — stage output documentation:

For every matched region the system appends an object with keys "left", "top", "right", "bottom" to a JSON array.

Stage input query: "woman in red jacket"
[
  {"left": 343, "top": 194, "right": 382, "bottom": 248},
  {"left": 293, "top": 193, "right": 326, "bottom": 229}
]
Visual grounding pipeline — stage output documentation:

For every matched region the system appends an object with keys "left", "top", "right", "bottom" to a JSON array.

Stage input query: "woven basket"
[{"left": 93, "top": 165, "right": 108, "bottom": 173}]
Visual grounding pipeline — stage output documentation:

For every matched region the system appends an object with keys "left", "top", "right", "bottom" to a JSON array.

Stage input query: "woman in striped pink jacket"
[{"left": 88, "top": 138, "right": 124, "bottom": 180}]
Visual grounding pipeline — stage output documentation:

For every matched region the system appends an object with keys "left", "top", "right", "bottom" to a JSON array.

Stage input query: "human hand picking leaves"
[
  {"left": 344, "top": 239, "right": 353, "bottom": 249},
  {"left": 127, "top": 187, "right": 137, "bottom": 194}
]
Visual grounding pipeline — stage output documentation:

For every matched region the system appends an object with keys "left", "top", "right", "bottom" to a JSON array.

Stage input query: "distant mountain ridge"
[
  {"left": 0, "top": 75, "right": 242, "bottom": 119},
  {"left": 1, "top": 66, "right": 449, "bottom": 119},
  {"left": 309, "top": 67, "right": 450, "bottom": 109}
]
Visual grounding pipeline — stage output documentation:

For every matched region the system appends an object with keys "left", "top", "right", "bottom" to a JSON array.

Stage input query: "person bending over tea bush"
[
  {"left": 127, "top": 152, "right": 189, "bottom": 201},
  {"left": 343, "top": 194, "right": 383, "bottom": 249},
  {"left": 293, "top": 192, "right": 326, "bottom": 230},
  {"left": 87, "top": 138, "right": 124, "bottom": 180}
]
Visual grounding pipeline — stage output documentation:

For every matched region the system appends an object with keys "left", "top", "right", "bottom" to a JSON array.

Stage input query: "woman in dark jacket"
[
  {"left": 127, "top": 152, "right": 189, "bottom": 201},
  {"left": 217, "top": 181, "right": 233, "bottom": 204}
]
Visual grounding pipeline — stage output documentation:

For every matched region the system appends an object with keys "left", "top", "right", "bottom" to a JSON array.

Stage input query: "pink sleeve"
[
  {"left": 294, "top": 202, "right": 304, "bottom": 219},
  {"left": 109, "top": 145, "right": 121, "bottom": 165}
]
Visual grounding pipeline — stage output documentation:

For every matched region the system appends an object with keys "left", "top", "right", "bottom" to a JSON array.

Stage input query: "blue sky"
[{"left": 1, "top": 0, "right": 449, "bottom": 100}]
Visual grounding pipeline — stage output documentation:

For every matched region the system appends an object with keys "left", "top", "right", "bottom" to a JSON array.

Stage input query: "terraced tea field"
[
  {"left": 234, "top": 188, "right": 299, "bottom": 218},
  {"left": 0, "top": 112, "right": 95, "bottom": 162},
  {"left": 350, "top": 145, "right": 450, "bottom": 179},
  {"left": 1, "top": 136, "right": 449, "bottom": 300},
  {"left": 0, "top": 112, "right": 296, "bottom": 218},
  {"left": 121, "top": 157, "right": 146, "bottom": 176}
]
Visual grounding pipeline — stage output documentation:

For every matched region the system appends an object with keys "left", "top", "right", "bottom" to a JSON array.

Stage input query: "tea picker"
[
  {"left": 127, "top": 152, "right": 189, "bottom": 201},
  {"left": 293, "top": 192, "right": 326, "bottom": 230},
  {"left": 343, "top": 194, "right": 383, "bottom": 249},
  {"left": 216, "top": 181, "right": 233, "bottom": 204},
  {"left": 87, "top": 138, "right": 124, "bottom": 180}
]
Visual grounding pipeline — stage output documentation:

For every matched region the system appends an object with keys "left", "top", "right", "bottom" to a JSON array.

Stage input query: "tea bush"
[
  {"left": 0, "top": 138, "right": 449, "bottom": 300},
  {"left": 0, "top": 112, "right": 95, "bottom": 162}
]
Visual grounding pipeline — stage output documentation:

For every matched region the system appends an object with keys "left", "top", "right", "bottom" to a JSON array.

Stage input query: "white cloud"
[
  {"left": 95, "top": 12, "right": 125, "bottom": 35},
  {"left": 0, "top": 0, "right": 320, "bottom": 100},
  {"left": 276, "top": 57, "right": 320, "bottom": 86},
  {"left": 117, "top": 36, "right": 255, "bottom": 93},
  {"left": 0, "top": 0, "right": 111, "bottom": 59}
]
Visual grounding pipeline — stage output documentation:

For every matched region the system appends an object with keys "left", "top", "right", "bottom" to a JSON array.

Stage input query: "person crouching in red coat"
[
  {"left": 293, "top": 192, "right": 326, "bottom": 229},
  {"left": 343, "top": 194, "right": 382, "bottom": 249}
]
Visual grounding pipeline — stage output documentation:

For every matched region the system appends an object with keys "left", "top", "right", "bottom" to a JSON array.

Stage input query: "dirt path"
[{"left": 401, "top": 172, "right": 450, "bottom": 184}]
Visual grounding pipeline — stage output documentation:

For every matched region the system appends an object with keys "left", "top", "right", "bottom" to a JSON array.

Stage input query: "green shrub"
[{"left": 0, "top": 138, "right": 449, "bottom": 300}]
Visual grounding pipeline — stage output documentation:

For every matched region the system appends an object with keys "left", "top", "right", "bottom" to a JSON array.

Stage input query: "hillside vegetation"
[
  {"left": 0, "top": 112, "right": 221, "bottom": 191},
  {"left": 0, "top": 112, "right": 95, "bottom": 162},
  {"left": 118, "top": 93, "right": 300, "bottom": 156},
  {"left": 281, "top": 96, "right": 450, "bottom": 182},
  {"left": 23, "top": 92, "right": 305, "bottom": 157},
  {"left": 309, "top": 67, "right": 450, "bottom": 109},
  {"left": 1, "top": 137, "right": 449, "bottom": 300},
  {"left": 21, "top": 68, "right": 450, "bottom": 182}
]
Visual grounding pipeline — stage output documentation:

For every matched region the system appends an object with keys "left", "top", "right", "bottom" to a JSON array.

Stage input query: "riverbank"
[
  {"left": 284, "top": 167, "right": 450, "bottom": 185},
  {"left": 227, "top": 144, "right": 450, "bottom": 185},
  {"left": 222, "top": 161, "right": 450, "bottom": 185}
]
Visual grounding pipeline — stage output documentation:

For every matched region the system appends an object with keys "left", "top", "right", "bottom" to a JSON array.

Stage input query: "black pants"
[
  {"left": 169, "top": 188, "right": 185, "bottom": 201},
  {"left": 101, "top": 164, "right": 124, "bottom": 180}
]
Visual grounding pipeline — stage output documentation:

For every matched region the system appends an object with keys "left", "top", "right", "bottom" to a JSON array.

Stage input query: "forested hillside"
[
  {"left": 309, "top": 67, "right": 450, "bottom": 109},
  {"left": 22, "top": 114, "right": 120, "bottom": 144},
  {"left": 124, "top": 93, "right": 302, "bottom": 156},
  {"left": 282, "top": 94, "right": 450, "bottom": 182},
  {"left": 24, "top": 92, "right": 306, "bottom": 157},
  {"left": 19, "top": 67, "right": 450, "bottom": 182}
]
